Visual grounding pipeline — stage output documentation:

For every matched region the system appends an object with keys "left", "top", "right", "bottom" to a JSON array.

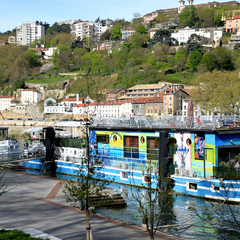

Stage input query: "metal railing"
[
  {"left": 0, "top": 147, "right": 46, "bottom": 163},
  {"left": 91, "top": 115, "right": 240, "bottom": 130}
]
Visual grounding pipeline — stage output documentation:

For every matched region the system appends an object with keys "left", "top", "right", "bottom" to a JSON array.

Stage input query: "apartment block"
[
  {"left": 71, "top": 20, "right": 102, "bottom": 42},
  {"left": 16, "top": 22, "right": 45, "bottom": 46}
]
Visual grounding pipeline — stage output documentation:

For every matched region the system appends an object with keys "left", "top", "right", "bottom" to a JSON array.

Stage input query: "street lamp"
[{"left": 84, "top": 94, "right": 91, "bottom": 240}]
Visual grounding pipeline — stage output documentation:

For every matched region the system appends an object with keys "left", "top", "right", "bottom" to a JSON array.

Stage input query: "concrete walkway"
[{"left": 0, "top": 171, "right": 180, "bottom": 240}]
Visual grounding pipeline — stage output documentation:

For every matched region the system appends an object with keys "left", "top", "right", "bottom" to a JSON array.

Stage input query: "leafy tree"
[
  {"left": 73, "top": 48, "right": 89, "bottom": 70},
  {"left": 136, "top": 24, "right": 147, "bottom": 34},
  {"left": 148, "top": 29, "right": 176, "bottom": 49},
  {"left": 195, "top": 7, "right": 214, "bottom": 28},
  {"left": 193, "top": 70, "right": 240, "bottom": 114},
  {"left": 185, "top": 50, "right": 202, "bottom": 72},
  {"left": 52, "top": 45, "right": 72, "bottom": 69},
  {"left": 130, "top": 32, "right": 148, "bottom": 48},
  {"left": 186, "top": 34, "right": 203, "bottom": 53},
  {"left": 154, "top": 13, "right": 168, "bottom": 24},
  {"left": 212, "top": 47, "right": 234, "bottom": 71},
  {"left": 172, "top": 50, "right": 186, "bottom": 72},
  {"left": 71, "top": 36, "right": 84, "bottom": 51},
  {"left": 179, "top": 5, "right": 197, "bottom": 28},
  {"left": 200, "top": 52, "right": 217, "bottom": 71},
  {"left": 112, "top": 25, "right": 122, "bottom": 40},
  {"left": 100, "top": 28, "right": 112, "bottom": 41},
  {"left": 121, "top": 42, "right": 133, "bottom": 54}
]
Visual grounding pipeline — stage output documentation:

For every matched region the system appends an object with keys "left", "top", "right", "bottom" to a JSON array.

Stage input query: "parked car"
[
  {"left": 22, "top": 143, "right": 46, "bottom": 158},
  {"left": 17, "top": 118, "right": 22, "bottom": 120},
  {"left": 8, "top": 118, "right": 13, "bottom": 120}
]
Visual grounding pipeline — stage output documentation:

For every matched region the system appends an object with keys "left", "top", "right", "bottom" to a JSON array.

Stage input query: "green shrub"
[{"left": 0, "top": 229, "right": 49, "bottom": 239}]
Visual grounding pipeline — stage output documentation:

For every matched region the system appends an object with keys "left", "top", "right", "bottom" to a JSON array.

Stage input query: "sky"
[{"left": 0, "top": 0, "right": 233, "bottom": 32}]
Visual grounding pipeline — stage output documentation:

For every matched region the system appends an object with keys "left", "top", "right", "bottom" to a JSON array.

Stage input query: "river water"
[{"left": 6, "top": 125, "right": 240, "bottom": 239}]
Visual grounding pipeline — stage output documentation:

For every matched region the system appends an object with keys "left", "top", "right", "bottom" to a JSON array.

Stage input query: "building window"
[
  {"left": 147, "top": 138, "right": 159, "bottom": 160},
  {"left": 124, "top": 136, "right": 139, "bottom": 159}
]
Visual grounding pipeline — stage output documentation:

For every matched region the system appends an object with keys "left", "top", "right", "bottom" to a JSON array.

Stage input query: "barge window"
[
  {"left": 124, "top": 136, "right": 139, "bottom": 159},
  {"left": 147, "top": 138, "right": 159, "bottom": 160},
  {"left": 97, "top": 135, "right": 109, "bottom": 144}
]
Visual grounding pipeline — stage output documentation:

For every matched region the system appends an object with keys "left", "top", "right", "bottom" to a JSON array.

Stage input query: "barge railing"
[{"left": 91, "top": 115, "right": 240, "bottom": 130}]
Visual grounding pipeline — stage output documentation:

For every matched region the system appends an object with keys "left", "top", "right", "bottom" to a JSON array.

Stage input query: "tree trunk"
[{"left": 86, "top": 209, "right": 90, "bottom": 240}]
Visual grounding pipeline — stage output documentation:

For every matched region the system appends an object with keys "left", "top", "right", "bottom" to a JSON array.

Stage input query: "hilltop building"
[
  {"left": 16, "top": 22, "right": 45, "bottom": 46},
  {"left": 71, "top": 19, "right": 102, "bottom": 42}
]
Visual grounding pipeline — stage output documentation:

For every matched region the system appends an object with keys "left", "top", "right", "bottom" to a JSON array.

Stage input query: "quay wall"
[{"left": 0, "top": 120, "right": 55, "bottom": 127}]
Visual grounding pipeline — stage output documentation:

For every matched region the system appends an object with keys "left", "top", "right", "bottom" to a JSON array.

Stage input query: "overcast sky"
[{"left": 0, "top": 0, "right": 232, "bottom": 32}]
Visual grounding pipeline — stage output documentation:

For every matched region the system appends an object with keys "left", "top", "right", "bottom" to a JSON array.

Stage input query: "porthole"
[
  {"left": 113, "top": 135, "right": 117, "bottom": 142},
  {"left": 173, "top": 138, "right": 177, "bottom": 145},
  {"left": 141, "top": 136, "right": 145, "bottom": 144},
  {"left": 186, "top": 138, "right": 192, "bottom": 146}
]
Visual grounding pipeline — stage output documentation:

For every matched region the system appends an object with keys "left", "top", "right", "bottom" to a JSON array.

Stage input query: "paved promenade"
[{"left": 0, "top": 171, "right": 180, "bottom": 240}]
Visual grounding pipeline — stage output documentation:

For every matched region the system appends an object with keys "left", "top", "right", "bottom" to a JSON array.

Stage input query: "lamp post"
[{"left": 84, "top": 95, "right": 91, "bottom": 240}]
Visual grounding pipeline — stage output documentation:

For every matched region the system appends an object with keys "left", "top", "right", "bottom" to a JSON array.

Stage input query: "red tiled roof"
[
  {"left": 0, "top": 95, "right": 13, "bottom": 99},
  {"left": 22, "top": 89, "right": 41, "bottom": 93},
  {"left": 62, "top": 97, "right": 85, "bottom": 102}
]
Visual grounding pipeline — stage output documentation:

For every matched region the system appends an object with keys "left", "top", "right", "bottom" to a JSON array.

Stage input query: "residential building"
[
  {"left": 226, "top": 15, "right": 240, "bottom": 32},
  {"left": 163, "top": 88, "right": 189, "bottom": 116},
  {"left": 8, "top": 36, "right": 16, "bottom": 44},
  {"left": 171, "top": 27, "right": 222, "bottom": 44},
  {"left": 21, "top": 89, "right": 42, "bottom": 105},
  {"left": 118, "top": 82, "right": 169, "bottom": 100},
  {"left": 149, "top": 29, "right": 159, "bottom": 39},
  {"left": 60, "top": 94, "right": 93, "bottom": 109},
  {"left": 0, "top": 40, "right": 8, "bottom": 46},
  {"left": 230, "top": 29, "right": 240, "bottom": 43},
  {"left": 73, "top": 99, "right": 134, "bottom": 117},
  {"left": 71, "top": 20, "right": 102, "bottom": 42},
  {"left": 16, "top": 22, "right": 45, "bottom": 46},
  {"left": 44, "top": 47, "right": 58, "bottom": 59},
  {"left": 132, "top": 97, "right": 153, "bottom": 116},
  {"left": 57, "top": 20, "right": 75, "bottom": 25},
  {"left": 145, "top": 93, "right": 164, "bottom": 116},
  {"left": 0, "top": 95, "right": 13, "bottom": 110},
  {"left": 106, "top": 88, "right": 126, "bottom": 100},
  {"left": 100, "top": 19, "right": 113, "bottom": 26},
  {"left": 122, "top": 28, "right": 136, "bottom": 40}
]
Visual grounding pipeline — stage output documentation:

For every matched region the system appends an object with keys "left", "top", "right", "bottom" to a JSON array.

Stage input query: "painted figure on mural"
[{"left": 194, "top": 133, "right": 205, "bottom": 160}]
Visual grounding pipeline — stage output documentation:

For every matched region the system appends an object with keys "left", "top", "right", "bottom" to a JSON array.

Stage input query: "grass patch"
[
  {"left": 27, "top": 75, "right": 76, "bottom": 84},
  {"left": 0, "top": 229, "right": 49, "bottom": 240},
  {"left": 164, "top": 72, "right": 194, "bottom": 85}
]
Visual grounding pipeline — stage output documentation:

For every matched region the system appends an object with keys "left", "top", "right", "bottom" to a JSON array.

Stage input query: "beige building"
[
  {"left": 0, "top": 95, "right": 13, "bottom": 110},
  {"left": 163, "top": 88, "right": 189, "bottom": 116},
  {"left": 118, "top": 82, "right": 169, "bottom": 100},
  {"left": 145, "top": 93, "right": 164, "bottom": 116},
  {"left": 122, "top": 28, "right": 136, "bottom": 40},
  {"left": 71, "top": 19, "right": 102, "bottom": 42},
  {"left": 106, "top": 88, "right": 126, "bottom": 100}
]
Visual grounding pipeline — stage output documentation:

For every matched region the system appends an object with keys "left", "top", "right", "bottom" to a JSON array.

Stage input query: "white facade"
[
  {"left": 171, "top": 28, "right": 222, "bottom": 44},
  {"left": 44, "top": 47, "right": 57, "bottom": 59},
  {"left": 16, "top": 22, "right": 45, "bottom": 46},
  {"left": 44, "top": 106, "right": 67, "bottom": 114},
  {"left": 71, "top": 21, "right": 102, "bottom": 42},
  {"left": 21, "top": 89, "right": 42, "bottom": 105},
  {"left": 0, "top": 96, "right": 13, "bottom": 110},
  {"left": 73, "top": 99, "right": 133, "bottom": 117}
]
